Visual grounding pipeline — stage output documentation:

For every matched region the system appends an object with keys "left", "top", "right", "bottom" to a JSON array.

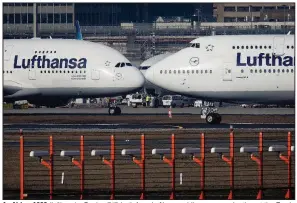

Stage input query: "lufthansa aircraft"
[
  {"left": 145, "top": 34, "right": 294, "bottom": 124},
  {"left": 4, "top": 39, "right": 145, "bottom": 115}
]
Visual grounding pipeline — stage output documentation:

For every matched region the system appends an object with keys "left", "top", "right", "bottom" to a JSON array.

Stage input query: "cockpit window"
[
  {"left": 139, "top": 66, "right": 150, "bottom": 70},
  {"left": 116, "top": 62, "right": 133, "bottom": 68},
  {"left": 190, "top": 43, "right": 200, "bottom": 48}
]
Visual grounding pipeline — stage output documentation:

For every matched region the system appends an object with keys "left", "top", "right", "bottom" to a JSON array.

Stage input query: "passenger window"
[
  {"left": 165, "top": 70, "right": 167, "bottom": 74},
  {"left": 241, "top": 46, "right": 244, "bottom": 49},
  {"left": 250, "top": 46, "right": 253, "bottom": 49},
  {"left": 169, "top": 70, "right": 172, "bottom": 74},
  {"left": 10, "top": 71, "right": 12, "bottom": 73},
  {"left": 255, "top": 69, "right": 258, "bottom": 73},
  {"left": 41, "top": 71, "right": 43, "bottom": 73},
  {"left": 273, "top": 69, "right": 276, "bottom": 73},
  {"left": 196, "top": 70, "right": 199, "bottom": 74},
  {"left": 264, "top": 46, "right": 267, "bottom": 49},
  {"left": 48, "top": 71, "right": 50, "bottom": 73},
  {"left": 282, "top": 69, "right": 285, "bottom": 73},
  {"left": 250, "top": 69, "right": 253, "bottom": 73},
  {"left": 268, "top": 46, "right": 271, "bottom": 49},
  {"left": 205, "top": 70, "right": 208, "bottom": 73},
  {"left": 232, "top": 46, "right": 235, "bottom": 49},
  {"left": 259, "top": 46, "right": 262, "bottom": 49},
  {"left": 183, "top": 70, "right": 185, "bottom": 74},
  {"left": 160, "top": 70, "right": 162, "bottom": 74},
  {"left": 264, "top": 69, "right": 266, "bottom": 73},
  {"left": 52, "top": 70, "right": 54, "bottom": 73},
  {"left": 187, "top": 70, "right": 190, "bottom": 74},
  {"left": 291, "top": 69, "right": 294, "bottom": 73},
  {"left": 201, "top": 70, "right": 203, "bottom": 74},
  {"left": 259, "top": 69, "right": 262, "bottom": 73},
  {"left": 286, "top": 69, "right": 289, "bottom": 73},
  {"left": 237, "top": 46, "right": 240, "bottom": 49},
  {"left": 50, "top": 51, "right": 53, "bottom": 53},
  {"left": 56, "top": 70, "right": 58, "bottom": 73},
  {"left": 255, "top": 46, "right": 258, "bottom": 49},
  {"left": 210, "top": 70, "right": 212, "bottom": 74},
  {"left": 192, "top": 70, "right": 194, "bottom": 74},
  {"left": 241, "top": 69, "right": 244, "bottom": 73},
  {"left": 246, "top": 46, "right": 249, "bottom": 49},
  {"left": 277, "top": 69, "right": 280, "bottom": 73},
  {"left": 178, "top": 70, "right": 180, "bottom": 74},
  {"left": 291, "top": 46, "right": 294, "bottom": 49},
  {"left": 174, "top": 70, "right": 176, "bottom": 74},
  {"left": 268, "top": 69, "right": 271, "bottom": 73}
]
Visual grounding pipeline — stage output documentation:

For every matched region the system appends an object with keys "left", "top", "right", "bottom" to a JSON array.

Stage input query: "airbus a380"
[
  {"left": 145, "top": 34, "right": 294, "bottom": 124},
  {"left": 4, "top": 39, "right": 144, "bottom": 115}
]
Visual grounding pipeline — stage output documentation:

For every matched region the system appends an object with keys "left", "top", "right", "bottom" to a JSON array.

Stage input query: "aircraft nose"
[
  {"left": 144, "top": 66, "right": 154, "bottom": 84},
  {"left": 133, "top": 67, "right": 145, "bottom": 88}
]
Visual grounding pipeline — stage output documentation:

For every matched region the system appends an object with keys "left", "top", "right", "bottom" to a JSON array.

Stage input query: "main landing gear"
[
  {"left": 108, "top": 103, "right": 122, "bottom": 115},
  {"left": 201, "top": 106, "right": 222, "bottom": 124}
]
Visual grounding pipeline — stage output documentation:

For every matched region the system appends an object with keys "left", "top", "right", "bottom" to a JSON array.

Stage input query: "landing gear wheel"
[
  {"left": 109, "top": 107, "right": 122, "bottom": 115},
  {"left": 115, "top": 106, "right": 121, "bottom": 115},
  {"left": 108, "top": 107, "right": 116, "bottom": 115},
  {"left": 206, "top": 113, "right": 221, "bottom": 124}
]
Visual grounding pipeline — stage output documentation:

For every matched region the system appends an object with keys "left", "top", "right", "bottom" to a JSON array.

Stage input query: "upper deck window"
[{"left": 190, "top": 43, "right": 200, "bottom": 48}]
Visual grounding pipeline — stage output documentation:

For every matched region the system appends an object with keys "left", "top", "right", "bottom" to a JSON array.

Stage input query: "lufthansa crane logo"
[
  {"left": 189, "top": 57, "right": 199, "bottom": 66},
  {"left": 115, "top": 72, "right": 122, "bottom": 79}
]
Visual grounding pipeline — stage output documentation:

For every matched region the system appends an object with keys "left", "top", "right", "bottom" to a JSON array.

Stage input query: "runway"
[{"left": 3, "top": 122, "right": 295, "bottom": 133}]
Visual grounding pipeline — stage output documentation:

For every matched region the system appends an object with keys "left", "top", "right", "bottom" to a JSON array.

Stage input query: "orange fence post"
[
  {"left": 132, "top": 134, "right": 146, "bottom": 199},
  {"left": 20, "top": 130, "right": 24, "bottom": 200},
  {"left": 80, "top": 135, "right": 84, "bottom": 200},
  {"left": 192, "top": 133, "right": 205, "bottom": 199},
  {"left": 250, "top": 132, "right": 263, "bottom": 199},
  {"left": 71, "top": 135, "right": 84, "bottom": 199},
  {"left": 102, "top": 135, "right": 115, "bottom": 200},
  {"left": 39, "top": 136, "right": 54, "bottom": 199},
  {"left": 221, "top": 131, "right": 234, "bottom": 199},
  {"left": 162, "top": 134, "right": 175, "bottom": 199},
  {"left": 279, "top": 132, "right": 292, "bottom": 199}
]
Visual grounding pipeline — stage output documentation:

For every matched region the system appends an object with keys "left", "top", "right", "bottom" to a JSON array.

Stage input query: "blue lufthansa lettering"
[
  {"left": 13, "top": 55, "right": 87, "bottom": 69},
  {"left": 236, "top": 53, "right": 295, "bottom": 67}
]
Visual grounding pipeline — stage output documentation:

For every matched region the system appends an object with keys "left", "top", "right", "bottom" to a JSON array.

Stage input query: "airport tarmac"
[
  {"left": 3, "top": 123, "right": 295, "bottom": 133},
  {"left": 3, "top": 106, "right": 295, "bottom": 115}
]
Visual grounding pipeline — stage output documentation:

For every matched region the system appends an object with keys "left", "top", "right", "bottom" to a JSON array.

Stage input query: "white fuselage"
[
  {"left": 4, "top": 39, "right": 144, "bottom": 105},
  {"left": 145, "top": 35, "right": 295, "bottom": 104}
]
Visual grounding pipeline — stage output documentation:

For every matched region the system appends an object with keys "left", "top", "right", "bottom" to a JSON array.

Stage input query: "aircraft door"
[
  {"left": 273, "top": 36, "right": 285, "bottom": 56},
  {"left": 4, "top": 45, "right": 14, "bottom": 61},
  {"left": 91, "top": 69, "right": 100, "bottom": 80},
  {"left": 222, "top": 63, "right": 232, "bottom": 81},
  {"left": 28, "top": 69, "right": 36, "bottom": 80}
]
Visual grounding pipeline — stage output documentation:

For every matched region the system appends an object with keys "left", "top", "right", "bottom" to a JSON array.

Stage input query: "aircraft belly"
[{"left": 189, "top": 90, "right": 294, "bottom": 103}]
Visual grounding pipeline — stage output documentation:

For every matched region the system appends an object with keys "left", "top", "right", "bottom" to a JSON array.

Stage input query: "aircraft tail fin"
[{"left": 75, "top": 20, "right": 83, "bottom": 40}]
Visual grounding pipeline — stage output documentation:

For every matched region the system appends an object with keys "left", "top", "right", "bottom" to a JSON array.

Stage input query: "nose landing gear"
[
  {"left": 201, "top": 106, "right": 222, "bottom": 124},
  {"left": 108, "top": 103, "right": 122, "bottom": 115}
]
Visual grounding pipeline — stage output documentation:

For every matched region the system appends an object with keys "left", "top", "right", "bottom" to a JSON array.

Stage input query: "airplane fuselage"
[{"left": 145, "top": 35, "right": 295, "bottom": 104}]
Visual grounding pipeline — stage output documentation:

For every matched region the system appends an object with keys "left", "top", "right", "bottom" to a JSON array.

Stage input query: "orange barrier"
[{"left": 19, "top": 130, "right": 294, "bottom": 200}]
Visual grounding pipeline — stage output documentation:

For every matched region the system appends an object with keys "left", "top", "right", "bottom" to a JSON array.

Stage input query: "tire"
[
  {"left": 115, "top": 107, "right": 121, "bottom": 115},
  {"left": 206, "top": 113, "right": 216, "bottom": 124},
  {"left": 108, "top": 107, "right": 116, "bottom": 115},
  {"left": 215, "top": 113, "right": 222, "bottom": 124},
  {"left": 132, "top": 103, "right": 137, "bottom": 108}
]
